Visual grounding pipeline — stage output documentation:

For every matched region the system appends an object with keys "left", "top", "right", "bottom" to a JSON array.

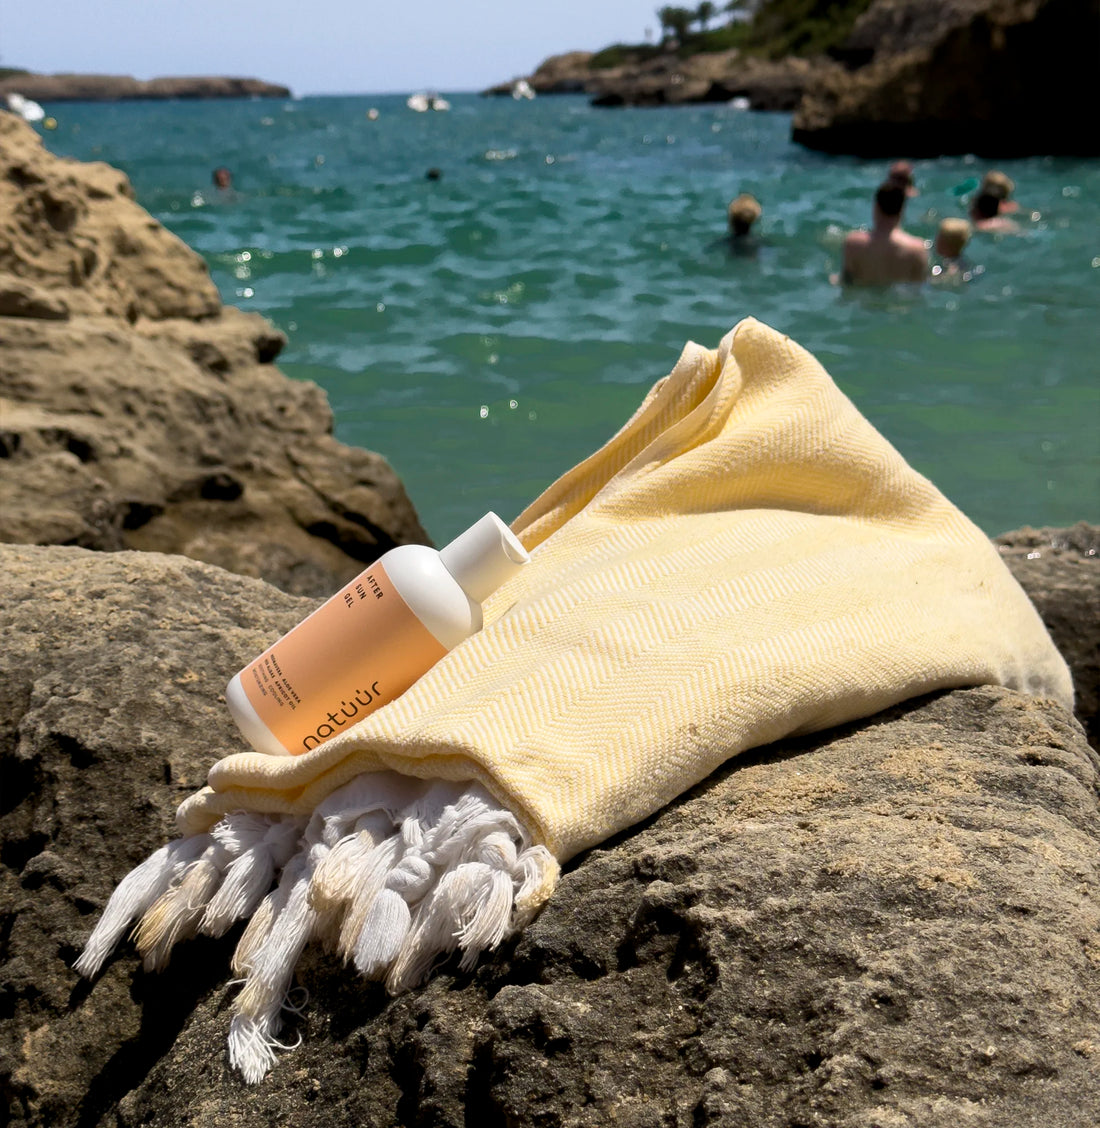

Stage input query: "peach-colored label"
[{"left": 239, "top": 561, "right": 448, "bottom": 755}]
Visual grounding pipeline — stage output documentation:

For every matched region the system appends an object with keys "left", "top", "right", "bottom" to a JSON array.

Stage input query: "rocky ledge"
[
  {"left": 0, "top": 73, "right": 291, "bottom": 103},
  {"left": 0, "top": 526, "right": 1097, "bottom": 1127},
  {"left": 485, "top": 49, "right": 838, "bottom": 113},
  {"left": 0, "top": 112, "right": 427, "bottom": 598}
]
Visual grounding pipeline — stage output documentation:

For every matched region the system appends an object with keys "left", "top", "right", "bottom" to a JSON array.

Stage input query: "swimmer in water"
[
  {"left": 969, "top": 189, "right": 1021, "bottom": 234},
  {"left": 886, "top": 159, "right": 919, "bottom": 198},
  {"left": 980, "top": 170, "right": 1020, "bottom": 214},
  {"left": 726, "top": 193, "right": 762, "bottom": 255},
  {"left": 833, "top": 180, "right": 928, "bottom": 286},
  {"left": 931, "top": 217, "right": 976, "bottom": 282}
]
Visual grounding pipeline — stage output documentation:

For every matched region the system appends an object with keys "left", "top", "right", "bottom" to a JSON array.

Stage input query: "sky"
[{"left": 3, "top": 1, "right": 661, "bottom": 96}]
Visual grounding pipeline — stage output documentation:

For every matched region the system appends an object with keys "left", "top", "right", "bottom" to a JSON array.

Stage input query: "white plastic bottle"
[{"left": 226, "top": 512, "right": 529, "bottom": 756}]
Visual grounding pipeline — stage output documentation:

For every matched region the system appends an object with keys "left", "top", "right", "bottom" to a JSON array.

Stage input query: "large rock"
[
  {"left": 996, "top": 522, "right": 1100, "bottom": 749},
  {"left": 525, "top": 50, "right": 598, "bottom": 95},
  {"left": 0, "top": 113, "right": 428, "bottom": 597},
  {"left": 0, "top": 546, "right": 313, "bottom": 1128},
  {"left": 0, "top": 74, "right": 291, "bottom": 102},
  {"left": 793, "top": 0, "right": 1100, "bottom": 156},
  {"left": 0, "top": 111, "right": 219, "bottom": 321},
  {"left": 0, "top": 533, "right": 1096, "bottom": 1127}
]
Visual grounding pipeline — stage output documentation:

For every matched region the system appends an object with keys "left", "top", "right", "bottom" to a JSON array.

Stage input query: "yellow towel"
[
  {"left": 178, "top": 316, "right": 1072, "bottom": 851},
  {"left": 78, "top": 318, "right": 1072, "bottom": 1081}
]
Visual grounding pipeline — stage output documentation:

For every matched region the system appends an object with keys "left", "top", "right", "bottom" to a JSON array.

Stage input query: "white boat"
[
  {"left": 5, "top": 92, "right": 45, "bottom": 123},
  {"left": 407, "top": 92, "right": 451, "bottom": 113},
  {"left": 512, "top": 79, "right": 535, "bottom": 101}
]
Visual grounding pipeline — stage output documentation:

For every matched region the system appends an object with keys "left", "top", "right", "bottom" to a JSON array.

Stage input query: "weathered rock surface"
[
  {"left": 0, "top": 532, "right": 1096, "bottom": 1127},
  {"left": 0, "top": 74, "right": 291, "bottom": 103},
  {"left": 792, "top": 0, "right": 1100, "bottom": 156},
  {"left": 0, "top": 112, "right": 428, "bottom": 597},
  {"left": 0, "top": 111, "right": 219, "bottom": 321},
  {"left": 996, "top": 521, "right": 1100, "bottom": 749},
  {"left": 0, "top": 547, "right": 313, "bottom": 1128}
]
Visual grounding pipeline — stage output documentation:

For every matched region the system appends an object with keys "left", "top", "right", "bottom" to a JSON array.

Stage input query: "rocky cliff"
[
  {"left": 792, "top": 0, "right": 1100, "bottom": 156},
  {"left": 490, "top": 0, "right": 1100, "bottom": 157},
  {"left": 0, "top": 74, "right": 291, "bottom": 103},
  {"left": 0, "top": 528, "right": 1096, "bottom": 1127},
  {"left": 0, "top": 112, "right": 428, "bottom": 598}
]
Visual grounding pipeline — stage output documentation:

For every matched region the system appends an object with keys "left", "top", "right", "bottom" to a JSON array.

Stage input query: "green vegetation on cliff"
[
  {"left": 591, "top": 0, "right": 876, "bottom": 68},
  {"left": 746, "top": 0, "right": 877, "bottom": 57}
]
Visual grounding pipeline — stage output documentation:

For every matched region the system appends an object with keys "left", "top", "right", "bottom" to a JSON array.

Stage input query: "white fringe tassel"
[{"left": 76, "top": 771, "right": 558, "bottom": 1083}]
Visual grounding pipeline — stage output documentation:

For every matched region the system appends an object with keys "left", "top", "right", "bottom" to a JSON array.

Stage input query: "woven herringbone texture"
[{"left": 178, "top": 319, "right": 1072, "bottom": 860}]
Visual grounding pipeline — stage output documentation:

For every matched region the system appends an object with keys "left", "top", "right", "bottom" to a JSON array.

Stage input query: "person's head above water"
[
  {"left": 970, "top": 191, "right": 1002, "bottom": 221},
  {"left": 727, "top": 193, "right": 762, "bottom": 237},
  {"left": 212, "top": 166, "right": 232, "bottom": 189},
  {"left": 980, "top": 170, "right": 1014, "bottom": 202},
  {"left": 887, "top": 160, "right": 918, "bottom": 197},
  {"left": 935, "top": 217, "right": 971, "bottom": 258},
  {"left": 873, "top": 180, "right": 907, "bottom": 221}
]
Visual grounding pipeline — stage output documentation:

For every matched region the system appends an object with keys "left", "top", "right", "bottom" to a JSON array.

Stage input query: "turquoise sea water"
[{"left": 40, "top": 93, "right": 1099, "bottom": 544}]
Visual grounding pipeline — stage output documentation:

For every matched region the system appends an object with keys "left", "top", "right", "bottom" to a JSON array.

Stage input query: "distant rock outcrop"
[
  {"left": 0, "top": 113, "right": 428, "bottom": 597},
  {"left": 486, "top": 48, "right": 838, "bottom": 112},
  {"left": 792, "top": 0, "right": 1100, "bottom": 155},
  {"left": 519, "top": 50, "right": 598, "bottom": 95},
  {"left": 488, "top": 0, "right": 1099, "bottom": 156},
  {"left": 0, "top": 73, "right": 291, "bottom": 102},
  {"left": 0, "top": 531, "right": 1097, "bottom": 1126},
  {"left": 586, "top": 52, "right": 835, "bottom": 112}
]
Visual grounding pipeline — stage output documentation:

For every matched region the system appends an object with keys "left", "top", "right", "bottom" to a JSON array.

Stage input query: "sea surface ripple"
[{"left": 45, "top": 93, "right": 1100, "bottom": 543}]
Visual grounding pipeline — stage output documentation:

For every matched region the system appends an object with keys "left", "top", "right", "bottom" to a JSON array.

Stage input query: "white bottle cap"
[{"left": 438, "top": 512, "right": 529, "bottom": 604}]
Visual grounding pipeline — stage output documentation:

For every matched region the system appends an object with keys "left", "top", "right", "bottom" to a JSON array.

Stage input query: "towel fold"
[{"left": 78, "top": 317, "right": 1072, "bottom": 1081}]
